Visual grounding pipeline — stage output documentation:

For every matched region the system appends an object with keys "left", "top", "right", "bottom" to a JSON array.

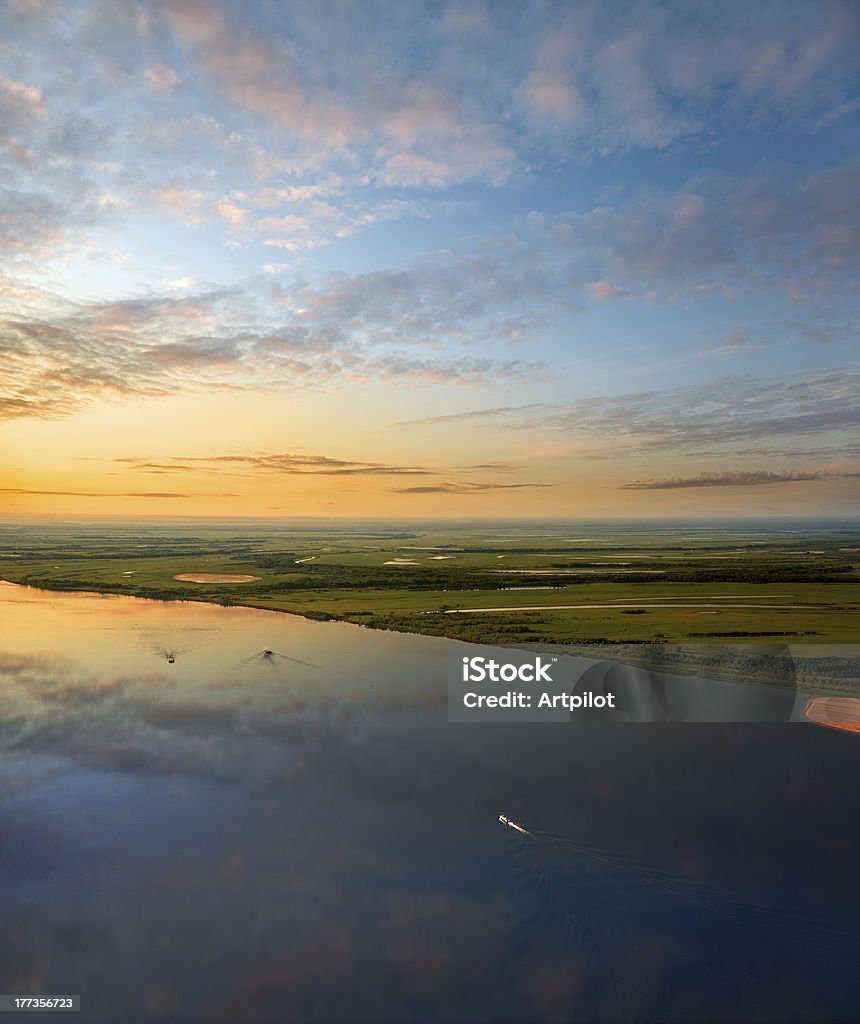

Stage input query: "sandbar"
[
  {"left": 803, "top": 697, "right": 860, "bottom": 735},
  {"left": 173, "top": 573, "right": 261, "bottom": 583}
]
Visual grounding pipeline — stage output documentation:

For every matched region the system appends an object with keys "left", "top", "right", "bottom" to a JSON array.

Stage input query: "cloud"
[
  {"left": 147, "top": 183, "right": 207, "bottom": 224},
  {"left": 361, "top": 353, "right": 539, "bottom": 387},
  {"left": 163, "top": 0, "right": 347, "bottom": 147},
  {"left": 378, "top": 153, "right": 455, "bottom": 189},
  {"left": 395, "top": 367, "right": 860, "bottom": 458},
  {"left": 392, "top": 482, "right": 553, "bottom": 495},
  {"left": 1, "top": 1, "right": 858, "bottom": 439},
  {"left": 0, "top": 74, "right": 45, "bottom": 120},
  {"left": 154, "top": 0, "right": 859, "bottom": 173},
  {"left": 263, "top": 237, "right": 322, "bottom": 252},
  {"left": 0, "top": 0, "right": 857, "bottom": 266},
  {"left": 216, "top": 200, "right": 247, "bottom": 227},
  {"left": 522, "top": 164, "right": 860, "bottom": 301},
  {"left": 235, "top": 162, "right": 860, "bottom": 363},
  {"left": 515, "top": 1, "right": 860, "bottom": 152},
  {"left": 620, "top": 470, "right": 860, "bottom": 490},
  {"left": 0, "top": 161, "right": 124, "bottom": 259},
  {"left": 463, "top": 462, "right": 521, "bottom": 473},
  {"left": 255, "top": 215, "right": 309, "bottom": 234},
  {"left": 4, "top": 163, "right": 853, "bottom": 421},
  {"left": 0, "top": 275, "right": 539, "bottom": 420},
  {"left": 268, "top": 239, "right": 584, "bottom": 354},
  {"left": 249, "top": 181, "right": 342, "bottom": 207},
  {"left": 680, "top": 443, "right": 860, "bottom": 462},
  {"left": 117, "top": 452, "right": 432, "bottom": 477},
  {"left": 112, "top": 462, "right": 202, "bottom": 474},
  {"left": 394, "top": 403, "right": 555, "bottom": 428},
  {"left": 587, "top": 280, "right": 626, "bottom": 303},
  {"left": 108, "top": 454, "right": 537, "bottom": 486},
  {"left": 536, "top": 368, "right": 860, "bottom": 454},
  {"left": 520, "top": 71, "right": 583, "bottom": 123},
  {"left": 143, "top": 65, "right": 181, "bottom": 91},
  {"left": 0, "top": 488, "right": 235, "bottom": 498}
]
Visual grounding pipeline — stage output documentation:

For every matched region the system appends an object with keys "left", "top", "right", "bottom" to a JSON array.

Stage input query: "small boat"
[
  {"left": 263, "top": 649, "right": 273, "bottom": 656},
  {"left": 499, "top": 814, "right": 529, "bottom": 835},
  {"left": 167, "top": 654, "right": 175, "bottom": 664}
]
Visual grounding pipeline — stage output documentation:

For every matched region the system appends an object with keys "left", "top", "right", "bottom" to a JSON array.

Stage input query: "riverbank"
[
  {"left": 3, "top": 577, "right": 859, "bottom": 704},
  {"left": 2, "top": 517, "right": 858, "bottom": 697},
  {"left": 803, "top": 697, "right": 860, "bottom": 734}
]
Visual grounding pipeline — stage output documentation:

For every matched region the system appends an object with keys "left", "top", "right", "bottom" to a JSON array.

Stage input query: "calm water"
[{"left": 1, "top": 583, "right": 858, "bottom": 1023}]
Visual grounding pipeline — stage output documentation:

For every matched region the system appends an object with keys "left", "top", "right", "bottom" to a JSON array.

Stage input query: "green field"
[
  {"left": 2, "top": 516, "right": 859, "bottom": 694},
  {"left": 2, "top": 517, "right": 858, "bottom": 642}
]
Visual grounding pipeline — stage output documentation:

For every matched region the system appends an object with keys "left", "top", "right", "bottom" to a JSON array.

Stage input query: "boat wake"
[
  {"left": 235, "top": 649, "right": 354, "bottom": 676},
  {"left": 497, "top": 814, "right": 860, "bottom": 962}
]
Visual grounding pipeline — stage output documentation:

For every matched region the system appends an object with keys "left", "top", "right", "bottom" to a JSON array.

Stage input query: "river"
[{"left": 1, "top": 583, "right": 857, "bottom": 1022}]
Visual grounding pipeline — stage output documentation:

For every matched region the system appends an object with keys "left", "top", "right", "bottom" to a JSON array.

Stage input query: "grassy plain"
[{"left": 2, "top": 516, "right": 859, "bottom": 694}]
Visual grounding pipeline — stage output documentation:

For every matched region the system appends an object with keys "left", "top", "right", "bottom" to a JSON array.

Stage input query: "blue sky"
[{"left": 1, "top": 0, "right": 858, "bottom": 516}]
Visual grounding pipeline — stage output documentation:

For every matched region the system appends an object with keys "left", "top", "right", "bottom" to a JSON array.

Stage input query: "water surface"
[{"left": 1, "top": 584, "right": 858, "bottom": 1022}]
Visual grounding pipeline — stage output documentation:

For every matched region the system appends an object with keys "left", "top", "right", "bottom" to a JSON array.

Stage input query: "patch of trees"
[
  {"left": 650, "top": 565, "right": 854, "bottom": 583},
  {"left": 252, "top": 563, "right": 506, "bottom": 592},
  {"left": 248, "top": 553, "right": 298, "bottom": 568}
]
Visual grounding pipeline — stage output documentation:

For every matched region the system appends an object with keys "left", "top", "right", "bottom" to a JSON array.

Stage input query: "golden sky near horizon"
[{"left": 4, "top": 384, "right": 859, "bottom": 518}]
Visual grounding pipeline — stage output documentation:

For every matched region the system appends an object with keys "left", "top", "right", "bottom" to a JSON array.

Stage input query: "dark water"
[{"left": 1, "top": 584, "right": 858, "bottom": 1022}]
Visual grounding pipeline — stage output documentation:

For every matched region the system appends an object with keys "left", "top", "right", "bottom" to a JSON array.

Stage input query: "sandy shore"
[
  {"left": 173, "top": 574, "right": 261, "bottom": 583},
  {"left": 803, "top": 697, "right": 860, "bottom": 734}
]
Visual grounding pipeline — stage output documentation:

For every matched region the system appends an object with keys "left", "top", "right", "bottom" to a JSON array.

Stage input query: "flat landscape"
[
  {"left": 2, "top": 5, "right": 859, "bottom": 1020},
  {"left": 3, "top": 516, "right": 858, "bottom": 695}
]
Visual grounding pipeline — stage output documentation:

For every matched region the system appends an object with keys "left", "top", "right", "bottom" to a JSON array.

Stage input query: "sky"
[{"left": 1, "top": 0, "right": 858, "bottom": 518}]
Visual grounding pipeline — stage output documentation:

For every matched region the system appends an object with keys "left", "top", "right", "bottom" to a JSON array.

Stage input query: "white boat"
[{"left": 498, "top": 814, "right": 529, "bottom": 835}]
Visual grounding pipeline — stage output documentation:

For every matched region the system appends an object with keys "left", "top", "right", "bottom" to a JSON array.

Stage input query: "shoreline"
[
  {"left": 3, "top": 578, "right": 859, "bottom": 708},
  {"left": 803, "top": 697, "right": 860, "bottom": 734}
]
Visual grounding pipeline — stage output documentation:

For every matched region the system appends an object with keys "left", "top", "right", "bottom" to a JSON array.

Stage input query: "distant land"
[{"left": 2, "top": 516, "right": 858, "bottom": 697}]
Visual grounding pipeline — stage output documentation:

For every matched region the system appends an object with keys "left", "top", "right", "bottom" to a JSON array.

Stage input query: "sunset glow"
[{"left": 2, "top": 1, "right": 858, "bottom": 517}]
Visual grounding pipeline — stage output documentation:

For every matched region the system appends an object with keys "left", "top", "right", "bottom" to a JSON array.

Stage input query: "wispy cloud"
[
  {"left": 521, "top": 165, "right": 860, "bottom": 302},
  {"left": 0, "top": 488, "right": 236, "bottom": 499},
  {"left": 539, "top": 369, "right": 860, "bottom": 454},
  {"left": 151, "top": 0, "right": 860, "bottom": 175},
  {"left": 394, "top": 368, "right": 860, "bottom": 458},
  {"left": 394, "top": 403, "right": 556, "bottom": 428},
  {"left": 0, "top": 278, "right": 541, "bottom": 420},
  {"left": 620, "top": 470, "right": 860, "bottom": 490},
  {"left": 3, "top": 2, "right": 857, "bottom": 263},
  {"left": 2, "top": 149, "right": 857, "bottom": 421},
  {"left": 117, "top": 452, "right": 433, "bottom": 477},
  {"left": 143, "top": 65, "right": 182, "bottom": 92},
  {"left": 392, "top": 482, "right": 553, "bottom": 495}
]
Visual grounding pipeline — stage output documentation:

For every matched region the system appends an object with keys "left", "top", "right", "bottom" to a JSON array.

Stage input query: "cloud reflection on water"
[{"left": 1, "top": 586, "right": 859, "bottom": 1021}]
